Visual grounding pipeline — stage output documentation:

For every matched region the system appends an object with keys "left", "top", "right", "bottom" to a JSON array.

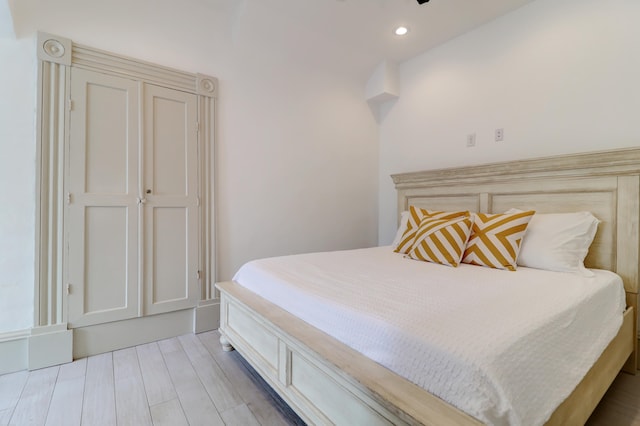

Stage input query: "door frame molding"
[{"left": 33, "top": 31, "right": 218, "bottom": 368}]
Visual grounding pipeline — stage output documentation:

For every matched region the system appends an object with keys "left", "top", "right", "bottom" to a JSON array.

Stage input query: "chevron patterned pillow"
[
  {"left": 394, "top": 206, "right": 470, "bottom": 254},
  {"left": 407, "top": 216, "right": 474, "bottom": 267},
  {"left": 462, "top": 210, "right": 535, "bottom": 271}
]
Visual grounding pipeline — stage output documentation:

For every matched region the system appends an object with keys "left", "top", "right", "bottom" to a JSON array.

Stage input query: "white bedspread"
[{"left": 233, "top": 246, "right": 626, "bottom": 426}]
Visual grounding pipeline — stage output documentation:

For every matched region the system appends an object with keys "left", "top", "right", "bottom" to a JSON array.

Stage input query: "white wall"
[
  {"left": 216, "top": 56, "right": 379, "bottom": 279},
  {"left": 0, "top": 0, "right": 379, "bottom": 334},
  {"left": 5, "top": 0, "right": 638, "bottom": 336},
  {"left": 0, "top": 37, "right": 36, "bottom": 334},
  {"left": 378, "top": 0, "right": 640, "bottom": 244}
]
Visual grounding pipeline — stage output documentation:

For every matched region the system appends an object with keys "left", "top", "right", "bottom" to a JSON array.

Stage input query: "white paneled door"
[
  {"left": 143, "top": 84, "right": 199, "bottom": 315},
  {"left": 67, "top": 69, "right": 199, "bottom": 328}
]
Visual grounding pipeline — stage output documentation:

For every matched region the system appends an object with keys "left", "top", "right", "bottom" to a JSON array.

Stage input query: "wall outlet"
[
  {"left": 466, "top": 133, "right": 476, "bottom": 147},
  {"left": 495, "top": 128, "right": 504, "bottom": 141}
]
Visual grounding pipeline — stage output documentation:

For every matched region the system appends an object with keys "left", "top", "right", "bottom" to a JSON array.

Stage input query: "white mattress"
[{"left": 233, "top": 246, "right": 626, "bottom": 426}]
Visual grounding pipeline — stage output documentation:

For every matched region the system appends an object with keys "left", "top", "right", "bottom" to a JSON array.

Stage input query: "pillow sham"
[
  {"left": 407, "top": 216, "right": 473, "bottom": 267},
  {"left": 505, "top": 209, "right": 599, "bottom": 276},
  {"left": 394, "top": 206, "right": 470, "bottom": 254},
  {"left": 462, "top": 210, "right": 535, "bottom": 271},
  {"left": 391, "top": 211, "right": 410, "bottom": 249}
]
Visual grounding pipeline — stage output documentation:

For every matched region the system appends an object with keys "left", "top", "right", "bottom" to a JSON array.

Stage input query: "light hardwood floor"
[
  {"left": 0, "top": 331, "right": 638, "bottom": 426},
  {"left": 0, "top": 331, "right": 303, "bottom": 426}
]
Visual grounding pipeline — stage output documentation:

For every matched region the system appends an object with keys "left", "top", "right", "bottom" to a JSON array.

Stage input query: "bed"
[{"left": 216, "top": 148, "right": 639, "bottom": 426}]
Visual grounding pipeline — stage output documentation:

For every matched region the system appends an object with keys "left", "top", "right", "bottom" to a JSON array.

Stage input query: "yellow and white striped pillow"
[
  {"left": 407, "top": 216, "right": 473, "bottom": 267},
  {"left": 462, "top": 210, "right": 535, "bottom": 271},
  {"left": 394, "top": 206, "right": 470, "bottom": 254}
]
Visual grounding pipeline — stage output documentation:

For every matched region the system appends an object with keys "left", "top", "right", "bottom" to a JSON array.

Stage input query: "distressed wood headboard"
[{"left": 392, "top": 148, "right": 640, "bottom": 368}]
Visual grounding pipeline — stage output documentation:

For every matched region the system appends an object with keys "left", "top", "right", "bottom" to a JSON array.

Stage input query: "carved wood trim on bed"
[
  {"left": 392, "top": 148, "right": 640, "bottom": 292},
  {"left": 217, "top": 148, "right": 639, "bottom": 426}
]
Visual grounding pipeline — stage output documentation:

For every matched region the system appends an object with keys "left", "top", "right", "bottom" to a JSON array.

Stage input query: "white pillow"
[
  {"left": 391, "top": 211, "right": 410, "bottom": 249},
  {"left": 506, "top": 209, "right": 599, "bottom": 276}
]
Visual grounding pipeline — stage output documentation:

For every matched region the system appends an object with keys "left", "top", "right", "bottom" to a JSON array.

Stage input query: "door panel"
[
  {"left": 143, "top": 84, "right": 199, "bottom": 315},
  {"left": 84, "top": 206, "right": 128, "bottom": 313},
  {"left": 151, "top": 96, "right": 189, "bottom": 196},
  {"left": 84, "top": 83, "right": 130, "bottom": 194},
  {"left": 152, "top": 207, "right": 188, "bottom": 303},
  {"left": 67, "top": 68, "right": 140, "bottom": 328}
]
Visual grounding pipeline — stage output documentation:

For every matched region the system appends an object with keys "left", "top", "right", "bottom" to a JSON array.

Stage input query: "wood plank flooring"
[
  {"left": 0, "top": 331, "right": 303, "bottom": 426},
  {"left": 0, "top": 331, "right": 638, "bottom": 425}
]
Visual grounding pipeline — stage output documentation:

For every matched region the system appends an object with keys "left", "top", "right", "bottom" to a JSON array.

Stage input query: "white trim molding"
[
  {"left": 37, "top": 32, "right": 72, "bottom": 65},
  {"left": 195, "top": 299, "right": 221, "bottom": 333},
  {"left": 0, "top": 330, "right": 29, "bottom": 375},
  {"left": 34, "top": 31, "right": 218, "bottom": 369},
  {"left": 0, "top": 325, "right": 72, "bottom": 374},
  {"left": 72, "top": 310, "right": 193, "bottom": 359},
  {"left": 35, "top": 33, "right": 69, "bottom": 330},
  {"left": 29, "top": 324, "right": 73, "bottom": 370}
]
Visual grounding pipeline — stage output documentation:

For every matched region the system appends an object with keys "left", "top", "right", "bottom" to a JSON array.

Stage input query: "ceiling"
[
  {"left": 229, "top": 0, "right": 538, "bottom": 79},
  {"left": 2, "top": 0, "right": 538, "bottom": 80}
]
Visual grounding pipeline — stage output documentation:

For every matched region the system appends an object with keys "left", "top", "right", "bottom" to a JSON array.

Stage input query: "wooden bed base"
[
  {"left": 217, "top": 280, "right": 483, "bottom": 425},
  {"left": 217, "top": 281, "right": 634, "bottom": 425},
  {"left": 217, "top": 148, "right": 640, "bottom": 425}
]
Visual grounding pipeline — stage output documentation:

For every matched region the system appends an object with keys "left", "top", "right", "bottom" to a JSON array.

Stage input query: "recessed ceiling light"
[{"left": 394, "top": 26, "right": 409, "bottom": 36}]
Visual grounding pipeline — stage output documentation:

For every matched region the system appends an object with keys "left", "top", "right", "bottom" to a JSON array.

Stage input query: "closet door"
[
  {"left": 67, "top": 68, "right": 140, "bottom": 328},
  {"left": 142, "top": 84, "right": 199, "bottom": 315}
]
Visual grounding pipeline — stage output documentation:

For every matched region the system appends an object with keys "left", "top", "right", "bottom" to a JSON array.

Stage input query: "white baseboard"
[
  {"left": 73, "top": 309, "right": 195, "bottom": 359},
  {"left": 0, "top": 325, "right": 73, "bottom": 374},
  {"left": 29, "top": 324, "right": 73, "bottom": 370},
  {"left": 0, "top": 330, "right": 29, "bottom": 374},
  {"left": 195, "top": 298, "right": 220, "bottom": 333},
  {"left": 1, "top": 303, "right": 223, "bottom": 373}
]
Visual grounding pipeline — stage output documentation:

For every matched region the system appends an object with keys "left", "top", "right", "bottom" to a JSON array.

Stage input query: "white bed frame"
[{"left": 217, "top": 148, "right": 639, "bottom": 425}]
